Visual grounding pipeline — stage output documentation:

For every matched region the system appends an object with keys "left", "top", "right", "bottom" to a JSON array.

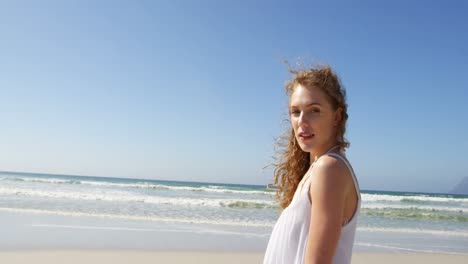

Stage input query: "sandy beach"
[{"left": 0, "top": 251, "right": 467, "bottom": 264}]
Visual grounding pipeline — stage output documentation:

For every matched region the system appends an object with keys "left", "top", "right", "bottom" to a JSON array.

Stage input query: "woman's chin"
[{"left": 298, "top": 144, "right": 313, "bottom": 153}]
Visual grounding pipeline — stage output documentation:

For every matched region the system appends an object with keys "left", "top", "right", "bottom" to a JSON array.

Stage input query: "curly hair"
[{"left": 272, "top": 64, "right": 349, "bottom": 209}]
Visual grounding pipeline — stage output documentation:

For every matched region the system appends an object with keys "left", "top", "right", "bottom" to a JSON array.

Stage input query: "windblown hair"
[{"left": 273, "top": 64, "right": 349, "bottom": 209}]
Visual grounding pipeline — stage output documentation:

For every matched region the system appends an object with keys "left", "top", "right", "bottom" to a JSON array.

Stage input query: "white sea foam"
[
  {"left": 3, "top": 184, "right": 467, "bottom": 212},
  {"left": 7, "top": 176, "right": 467, "bottom": 203},
  {"left": 361, "top": 203, "right": 467, "bottom": 213},
  {"left": 1, "top": 176, "right": 273, "bottom": 195},
  {"left": 361, "top": 193, "right": 468, "bottom": 204},
  {"left": 0, "top": 187, "right": 276, "bottom": 208},
  {"left": 2, "top": 176, "right": 79, "bottom": 185}
]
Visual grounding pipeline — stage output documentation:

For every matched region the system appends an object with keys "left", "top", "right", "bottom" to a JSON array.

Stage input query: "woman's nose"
[{"left": 298, "top": 112, "right": 309, "bottom": 127}]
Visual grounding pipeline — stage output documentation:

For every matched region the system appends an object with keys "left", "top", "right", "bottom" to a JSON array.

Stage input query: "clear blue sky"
[{"left": 1, "top": 0, "right": 467, "bottom": 193}]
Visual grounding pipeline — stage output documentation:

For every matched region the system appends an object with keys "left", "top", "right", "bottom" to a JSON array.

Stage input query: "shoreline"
[
  {"left": 2, "top": 210, "right": 467, "bottom": 255},
  {"left": 0, "top": 250, "right": 467, "bottom": 264}
]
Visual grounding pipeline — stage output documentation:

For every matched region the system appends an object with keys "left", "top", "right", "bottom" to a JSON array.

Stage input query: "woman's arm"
[{"left": 304, "top": 156, "right": 350, "bottom": 264}]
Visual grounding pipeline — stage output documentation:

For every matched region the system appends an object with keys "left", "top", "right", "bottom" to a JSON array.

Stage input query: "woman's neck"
[{"left": 310, "top": 141, "right": 340, "bottom": 164}]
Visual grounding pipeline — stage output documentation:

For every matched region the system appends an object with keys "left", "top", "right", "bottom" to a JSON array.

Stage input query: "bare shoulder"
[
  {"left": 309, "top": 155, "right": 352, "bottom": 198},
  {"left": 313, "top": 155, "right": 351, "bottom": 181}
]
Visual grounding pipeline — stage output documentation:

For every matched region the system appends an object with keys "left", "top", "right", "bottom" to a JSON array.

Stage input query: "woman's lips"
[{"left": 299, "top": 134, "right": 314, "bottom": 141}]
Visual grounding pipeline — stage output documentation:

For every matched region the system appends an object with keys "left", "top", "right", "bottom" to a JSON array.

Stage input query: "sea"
[{"left": 1, "top": 171, "right": 467, "bottom": 255}]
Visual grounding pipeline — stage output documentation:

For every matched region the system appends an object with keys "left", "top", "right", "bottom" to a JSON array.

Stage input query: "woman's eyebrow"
[{"left": 290, "top": 102, "right": 322, "bottom": 108}]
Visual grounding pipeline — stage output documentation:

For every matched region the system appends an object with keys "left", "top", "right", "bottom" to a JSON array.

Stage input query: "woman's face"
[{"left": 289, "top": 84, "right": 341, "bottom": 154}]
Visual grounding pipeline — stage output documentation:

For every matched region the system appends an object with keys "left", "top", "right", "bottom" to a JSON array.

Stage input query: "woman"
[{"left": 263, "top": 65, "right": 361, "bottom": 264}]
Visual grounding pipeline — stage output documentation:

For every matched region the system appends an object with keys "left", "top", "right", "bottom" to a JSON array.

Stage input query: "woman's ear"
[{"left": 334, "top": 107, "right": 343, "bottom": 126}]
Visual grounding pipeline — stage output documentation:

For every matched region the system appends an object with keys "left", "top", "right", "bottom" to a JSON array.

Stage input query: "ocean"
[{"left": 1, "top": 171, "right": 467, "bottom": 254}]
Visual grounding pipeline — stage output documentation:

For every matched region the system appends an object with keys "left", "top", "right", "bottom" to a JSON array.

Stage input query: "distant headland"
[{"left": 450, "top": 176, "right": 468, "bottom": 195}]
